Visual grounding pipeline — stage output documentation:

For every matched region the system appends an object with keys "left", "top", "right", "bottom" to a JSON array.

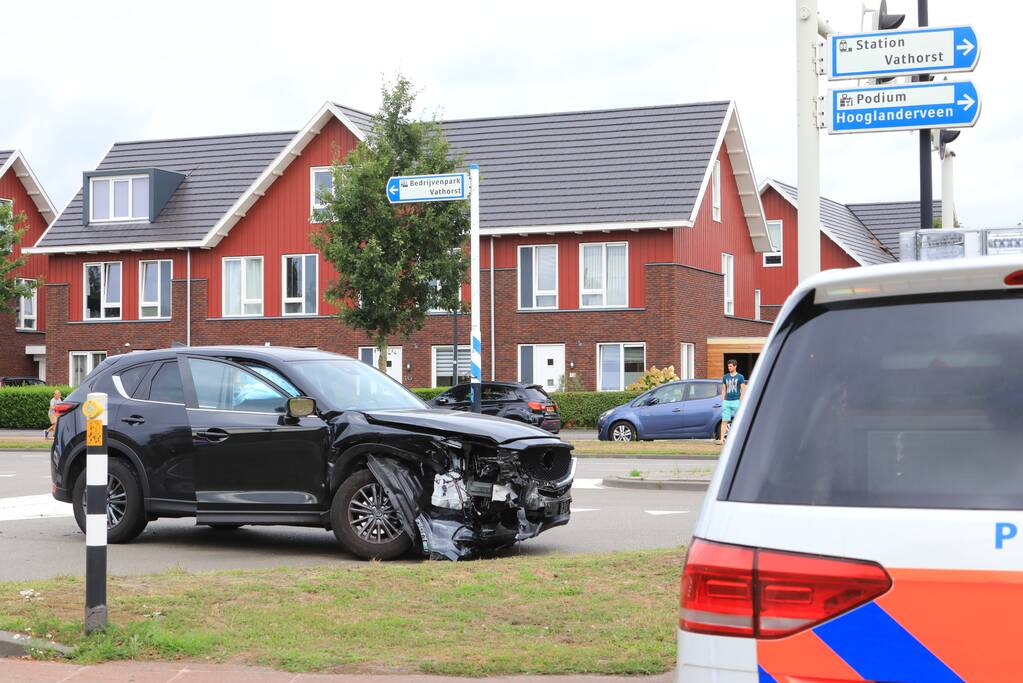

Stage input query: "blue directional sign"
[
  {"left": 827, "top": 81, "right": 980, "bottom": 135},
  {"left": 385, "top": 173, "right": 467, "bottom": 204},
  {"left": 828, "top": 25, "right": 979, "bottom": 80}
]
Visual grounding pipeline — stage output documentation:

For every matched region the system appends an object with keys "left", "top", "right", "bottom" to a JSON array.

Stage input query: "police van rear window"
[{"left": 727, "top": 293, "right": 1023, "bottom": 510}]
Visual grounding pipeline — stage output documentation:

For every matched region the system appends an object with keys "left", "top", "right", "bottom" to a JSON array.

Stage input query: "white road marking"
[
  {"left": 572, "top": 478, "right": 605, "bottom": 489},
  {"left": 0, "top": 494, "right": 73, "bottom": 521},
  {"left": 0, "top": 473, "right": 15, "bottom": 478},
  {"left": 644, "top": 510, "right": 689, "bottom": 516}
]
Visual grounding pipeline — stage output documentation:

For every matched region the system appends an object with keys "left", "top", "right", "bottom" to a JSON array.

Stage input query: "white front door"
[
  {"left": 358, "top": 346, "right": 403, "bottom": 383},
  {"left": 521, "top": 344, "right": 565, "bottom": 391}
]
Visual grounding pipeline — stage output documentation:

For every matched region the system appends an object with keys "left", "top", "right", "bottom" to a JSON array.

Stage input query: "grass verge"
[
  {"left": 0, "top": 548, "right": 684, "bottom": 676},
  {"left": 569, "top": 439, "right": 720, "bottom": 457},
  {"left": 0, "top": 439, "right": 48, "bottom": 450}
]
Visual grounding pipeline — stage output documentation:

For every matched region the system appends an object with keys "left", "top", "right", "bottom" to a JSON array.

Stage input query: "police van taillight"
[{"left": 679, "top": 538, "right": 891, "bottom": 639}]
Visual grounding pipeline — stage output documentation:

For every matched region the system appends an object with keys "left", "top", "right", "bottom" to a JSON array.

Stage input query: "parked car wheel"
[
  {"left": 72, "top": 459, "right": 148, "bottom": 544},
  {"left": 331, "top": 469, "right": 412, "bottom": 560},
  {"left": 610, "top": 421, "right": 637, "bottom": 442}
]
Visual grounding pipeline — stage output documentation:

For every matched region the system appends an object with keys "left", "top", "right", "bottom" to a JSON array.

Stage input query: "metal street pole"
[
  {"left": 919, "top": 0, "right": 933, "bottom": 230},
  {"left": 452, "top": 309, "right": 458, "bottom": 386},
  {"left": 469, "top": 163, "right": 482, "bottom": 413},
  {"left": 942, "top": 150, "right": 955, "bottom": 229},
  {"left": 797, "top": 0, "right": 822, "bottom": 281}
]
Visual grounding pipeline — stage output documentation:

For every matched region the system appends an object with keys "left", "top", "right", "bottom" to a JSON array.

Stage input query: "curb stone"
[
  {"left": 601, "top": 476, "right": 710, "bottom": 491},
  {"left": 0, "top": 630, "right": 72, "bottom": 658}
]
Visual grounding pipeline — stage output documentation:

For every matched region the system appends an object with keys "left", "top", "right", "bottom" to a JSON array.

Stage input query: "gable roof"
[
  {"left": 0, "top": 149, "right": 58, "bottom": 224},
  {"left": 762, "top": 179, "right": 898, "bottom": 266},
  {"left": 846, "top": 200, "right": 944, "bottom": 257},
  {"left": 29, "top": 101, "right": 772, "bottom": 253}
]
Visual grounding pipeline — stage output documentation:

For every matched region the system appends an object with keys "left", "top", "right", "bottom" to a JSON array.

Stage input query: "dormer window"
[{"left": 90, "top": 175, "right": 149, "bottom": 222}]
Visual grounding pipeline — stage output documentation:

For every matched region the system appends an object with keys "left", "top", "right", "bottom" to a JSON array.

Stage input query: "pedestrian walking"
[
  {"left": 717, "top": 359, "right": 745, "bottom": 444},
  {"left": 45, "top": 389, "right": 61, "bottom": 439}
]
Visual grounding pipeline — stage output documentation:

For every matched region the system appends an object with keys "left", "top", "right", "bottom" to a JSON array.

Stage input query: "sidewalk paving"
[{"left": 0, "top": 659, "right": 675, "bottom": 682}]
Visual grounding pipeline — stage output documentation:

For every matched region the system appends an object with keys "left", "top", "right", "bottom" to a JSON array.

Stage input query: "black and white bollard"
[{"left": 82, "top": 392, "right": 108, "bottom": 634}]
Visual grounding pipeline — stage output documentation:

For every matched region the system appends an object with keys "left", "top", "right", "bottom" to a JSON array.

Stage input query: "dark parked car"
[
  {"left": 428, "top": 381, "right": 561, "bottom": 433},
  {"left": 0, "top": 376, "right": 45, "bottom": 388},
  {"left": 596, "top": 379, "right": 722, "bottom": 441},
  {"left": 50, "top": 347, "right": 575, "bottom": 560}
]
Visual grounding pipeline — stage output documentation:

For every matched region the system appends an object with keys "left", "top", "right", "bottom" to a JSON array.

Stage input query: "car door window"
[
  {"left": 652, "top": 384, "right": 684, "bottom": 404},
  {"left": 242, "top": 363, "right": 302, "bottom": 397},
  {"left": 149, "top": 361, "right": 185, "bottom": 404},
  {"left": 446, "top": 385, "right": 471, "bottom": 402},
  {"left": 482, "top": 385, "right": 513, "bottom": 401},
  {"left": 116, "top": 363, "right": 153, "bottom": 397},
  {"left": 189, "top": 358, "right": 287, "bottom": 413},
  {"left": 686, "top": 383, "right": 719, "bottom": 401}
]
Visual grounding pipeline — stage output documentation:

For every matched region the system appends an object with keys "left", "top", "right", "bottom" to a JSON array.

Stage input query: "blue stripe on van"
[
  {"left": 757, "top": 665, "right": 778, "bottom": 683},
  {"left": 813, "top": 602, "right": 964, "bottom": 683}
]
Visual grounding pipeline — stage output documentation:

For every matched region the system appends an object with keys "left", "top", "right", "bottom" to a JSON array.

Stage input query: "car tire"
[
  {"left": 610, "top": 421, "right": 637, "bottom": 442},
  {"left": 72, "top": 459, "right": 147, "bottom": 544},
  {"left": 331, "top": 469, "right": 412, "bottom": 561}
]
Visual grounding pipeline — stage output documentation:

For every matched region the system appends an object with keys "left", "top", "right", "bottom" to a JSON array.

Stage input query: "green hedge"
[
  {"left": 409, "top": 387, "right": 639, "bottom": 428},
  {"left": 0, "top": 386, "right": 74, "bottom": 429}
]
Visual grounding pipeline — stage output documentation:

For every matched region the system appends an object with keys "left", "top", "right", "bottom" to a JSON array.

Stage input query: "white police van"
[{"left": 677, "top": 254, "right": 1023, "bottom": 682}]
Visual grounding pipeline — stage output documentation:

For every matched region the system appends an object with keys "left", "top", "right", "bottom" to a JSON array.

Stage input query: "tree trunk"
[{"left": 376, "top": 339, "right": 389, "bottom": 374}]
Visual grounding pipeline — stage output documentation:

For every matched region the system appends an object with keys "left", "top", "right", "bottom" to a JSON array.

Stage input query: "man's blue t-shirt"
[{"left": 722, "top": 372, "right": 745, "bottom": 401}]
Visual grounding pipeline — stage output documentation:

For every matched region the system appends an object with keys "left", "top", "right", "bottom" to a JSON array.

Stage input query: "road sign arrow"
[
  {"left": 956, "top": 37, "right": 975, "bottom": 56},
  {"left": 957, "top": 93, "right": 975, "bottom": 111},
  {"left": 387, "top": 179, "right": 399, "bottom": 197}
]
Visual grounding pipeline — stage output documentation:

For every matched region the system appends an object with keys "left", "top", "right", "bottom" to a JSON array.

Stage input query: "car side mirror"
[
  {"left": 646, "top": 397, "right": 659, "bottom": 406},
  {"left": 287, "top": 396, "right": 316, "bottom": 418},
  {"left": 435, "top": 396, "right": 449, "bottom": 405}
]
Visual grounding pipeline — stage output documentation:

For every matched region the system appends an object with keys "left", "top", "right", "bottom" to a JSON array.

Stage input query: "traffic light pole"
[{"left": 918, "top": 0, "right": 933, "bottom": 230}]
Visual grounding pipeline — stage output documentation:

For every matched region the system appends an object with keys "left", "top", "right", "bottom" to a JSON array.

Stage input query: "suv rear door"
[
  {"left": 680, "top": 382, "right": 721, "bottom": 436},
  {"left": 181, "top": 356, "right": 328, "bottom": 525},
  {"left": 697, "top": 291, "right": 1023, "bottom": 682}
]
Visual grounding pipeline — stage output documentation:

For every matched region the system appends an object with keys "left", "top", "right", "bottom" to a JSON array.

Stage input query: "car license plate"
[{"left": 546, "top": 406, "right": 555, "bottom": 413}]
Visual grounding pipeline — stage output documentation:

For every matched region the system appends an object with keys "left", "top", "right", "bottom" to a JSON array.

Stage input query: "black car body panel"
[{"left": 50, "top": 346, "right": 574, "bottom": 559}]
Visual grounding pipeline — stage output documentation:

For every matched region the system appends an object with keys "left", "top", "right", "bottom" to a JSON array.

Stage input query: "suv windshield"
[
  {"left": 728, "top": 293, "right": 1023, "bottom": 510},
  {"left": 288, "top": 359, "right": 425, "bottom": 411}
]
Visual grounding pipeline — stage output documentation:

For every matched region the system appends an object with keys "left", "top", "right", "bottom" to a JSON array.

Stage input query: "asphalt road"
[{"left": 0, "top": 451, "right": 709, "bottom": 581}]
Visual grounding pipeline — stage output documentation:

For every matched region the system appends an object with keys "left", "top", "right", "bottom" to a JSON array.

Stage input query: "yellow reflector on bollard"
[{"left": 86, "top": 419, "right": 103, "bottom": 447}]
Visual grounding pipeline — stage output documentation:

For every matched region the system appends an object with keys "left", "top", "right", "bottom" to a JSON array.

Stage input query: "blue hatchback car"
[{"left": 596, "top": 379, "right": 722, "bottom": 441}]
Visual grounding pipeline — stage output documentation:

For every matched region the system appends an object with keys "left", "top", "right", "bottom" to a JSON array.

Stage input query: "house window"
[
  {"left": 84, "top": 262, "right": 122, "bottom": 320},
  {"left": 518, "top": 245, "right": 558, "bottom": 309},
  {"left": 712, "top": 159, "right": 721, "bottom": 222},
  {"left": 721, "top": 253, "right": 734, "bottom": 316},
  {"left": 310, "top": 167, "right": 334, "bottom": 213},
  {"left": 222, "top": 256, "right": 263, "bottom": 317},
  {"left": 432, "top": 345, "right": 471, "bottom": 387},
  {"left": 597, "top": 342, "right": 645, "bottom": 391},
  {"left": 764, "top": 220, "right": 783, "bottom": 267},
  {"left": 139, "top": 260, "right": 172, "bottom": 319},
  {"left": 680, "top": 342, "right": 695, "bottom": 380},
  {"left": 90, "top": 175, "right": 149, "bottom": 222},
  {"left": 755, "top": 289, "right": 762, "bottom": 321},
  {"left": 15, "top": 279, "right": 36, "bottom": 330},
  {"left": 283, "top": 254, "right": 318, "bottom": 315},
  {"left": 69, "top": 351, "right": 107, "bottom": 387},
  {"left": 580, "top": 242, "right": 628, "bottom": 308}
]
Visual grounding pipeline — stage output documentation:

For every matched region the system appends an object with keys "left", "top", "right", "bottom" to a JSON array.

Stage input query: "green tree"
[
  {"left": 0, "top": 202, "right": 36, "bottom": 313},
  {"left": 313, "top": 76, "right": 468, "bottom": 373}
]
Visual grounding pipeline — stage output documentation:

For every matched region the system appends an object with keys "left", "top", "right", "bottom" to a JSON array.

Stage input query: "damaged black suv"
[{"left": 50, "top": 347, "right": 575, "bottom": 560}]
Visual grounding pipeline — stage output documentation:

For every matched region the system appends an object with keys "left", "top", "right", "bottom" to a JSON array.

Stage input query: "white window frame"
[
  {"left": 596, "top": 342, "right": 646, "bottom": 392},
  {"left": 281, "top": 254, "right": 319, "bottom": 316},
  {"left": 83, "top": 261, "right": 123, "bottom": 320},
  {"left": 517, "top": 244, "right": 559, "bottom": 310},
  {"left": 712, "top": 159, "right": 722, "bottom": 222},
  {"left": 680, "top": 342, "right": 696, "bottom": 380},
  {"left": 68, "top": 351, "right": 107, "bottom": 387},
  {"left": 222, "top": 256, "right": 264, "bottom": 318},
  {"left": 310, "top": 166, "right": 335, "bottom": 215},
  {"left": 754, "top": 289, "right": 762, "bottom": 321},
  {"left": 89, "top": 175, "right": 149, "bottom": 223},
  {"left": 764, "top": 219, "right": 784, "bottom": 267},
  {"left": 721, "top": 253, "right": 734, "bottom": 316},
  {"left": 138, "top": 259, "right": 172, "bottom": 319},
  {"left": 15, "top": 278, "right": 37, "bottom": 330},
  {"left": 431, "top": 345, "right": 471, "bottom": 388},
  {"left": 427, "top": 277, "right": 463, "bottom": 314},
  {"left": 579, "top": 241, "right": 629, "bottom": 309}
]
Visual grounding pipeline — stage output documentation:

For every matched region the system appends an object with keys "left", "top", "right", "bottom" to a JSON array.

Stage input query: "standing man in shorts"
[{"left": 718, "top": 359, "right": 745, "bottom": 444}]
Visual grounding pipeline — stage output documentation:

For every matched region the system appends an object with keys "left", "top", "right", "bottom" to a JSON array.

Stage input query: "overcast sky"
[{"left": 3, "top": 0, "right": 1019, "bottom": 226}]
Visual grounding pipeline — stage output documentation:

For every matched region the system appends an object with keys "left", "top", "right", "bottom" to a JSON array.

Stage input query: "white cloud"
[{"left": 1, "top": 0, "right": 1020, "bottom": 226}]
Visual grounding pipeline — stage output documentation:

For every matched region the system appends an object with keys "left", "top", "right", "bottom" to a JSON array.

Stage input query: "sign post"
[
  {"left": 386, "top": 169, "right": 480, "bottom": 412},
  {"left": 826, "top": 81, "right": 980, "bottom": 135},
  {"left": 82, "top": 392, "right": 108, "bottom": 634}
]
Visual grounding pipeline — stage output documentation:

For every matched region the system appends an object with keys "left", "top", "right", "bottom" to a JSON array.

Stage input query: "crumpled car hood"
[{"left": 362, "top": 408, "right": 556, "bottom": 446}]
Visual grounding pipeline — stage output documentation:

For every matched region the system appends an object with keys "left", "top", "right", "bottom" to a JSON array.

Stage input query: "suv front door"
[{"left": 181, "top": 356, "right": 328, "bottom": 525}]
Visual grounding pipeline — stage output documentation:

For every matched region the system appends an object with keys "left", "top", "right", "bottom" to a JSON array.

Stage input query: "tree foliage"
[
  {"left": 0, "top": 201, "right": 36, "bottom": 313},
  {"left": 313, "top": 76, "right": 468, "bottom": 370}
]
